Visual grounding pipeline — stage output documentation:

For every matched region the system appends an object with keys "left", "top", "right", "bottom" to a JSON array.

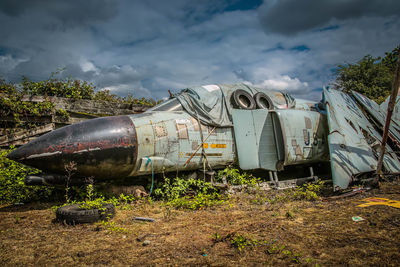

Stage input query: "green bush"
[
  {"left": 217, "top": 166, "right": 260, "bottom": 185},
  {"left": 1, "top": 76, "right": 158, "bottom": 129},
  {"left": 21, "top": 76, "right": 95, "bottom": 99},
  {"left": 154, "top": 176, "right": 229, "bottom": 210},
  {"left": 0, "top": 147, "right": 57, "bottom": 203},
  {"left": 292, "top": 180, "right": 325, "bottom": 201},
  {"left": 0, "top": 81, "right": 56, "bottom": 126}
]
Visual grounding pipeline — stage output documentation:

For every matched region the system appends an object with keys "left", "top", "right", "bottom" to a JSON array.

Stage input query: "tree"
[{"left": 333, "top": 46, "right": 399, "bottom": 103}]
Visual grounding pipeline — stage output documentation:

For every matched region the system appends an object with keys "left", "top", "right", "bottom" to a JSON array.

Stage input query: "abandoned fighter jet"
[{"left": 7, "top": 83, "right": 400, "bottom": 190}]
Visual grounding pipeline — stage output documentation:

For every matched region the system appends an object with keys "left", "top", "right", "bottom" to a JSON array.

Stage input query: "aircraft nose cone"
[
  {"left": 7, "top": 147, "right": 24, "bottom": 162},
  {"left": 7, "top": 116, "right": 138, "bottom": 180}
]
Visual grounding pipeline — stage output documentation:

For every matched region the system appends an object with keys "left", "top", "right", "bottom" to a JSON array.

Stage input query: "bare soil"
[{"left": 1, "top": 182, "right": 400, "bottom": 266}]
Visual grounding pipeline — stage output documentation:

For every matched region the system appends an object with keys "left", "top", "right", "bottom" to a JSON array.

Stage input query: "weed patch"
[
  {"left": 216, "top": 166, "right": 260, "bottom": 186},
  {"left": 96, "top": 220, "right": 128, "bottom": 234},
  {"left": 0, "top": 146, "right": 58, "bottom": 203},
  {"left": 292, "top": 180, "right": 325, "bottom": 201},
  {"left": 154, "top": 177, "right": 229, "bottom": 210}
]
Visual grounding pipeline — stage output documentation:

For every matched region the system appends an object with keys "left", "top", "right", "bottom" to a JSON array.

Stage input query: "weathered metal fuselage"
[
  {"left": 7, "top": 108, "right": 330, "bottom": 182},
  {"left": 7, "top": 83, "right": 335, "bottom": 184},
  {"left": 8, "top": 84, "right": 400, "bottom": 190}
]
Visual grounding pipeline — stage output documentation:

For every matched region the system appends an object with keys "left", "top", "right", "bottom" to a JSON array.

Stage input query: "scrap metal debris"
[
  {"left": 134, "top": 217, "right": 156, "bottom": 222},
  {"left": 352, "top": 216, "right": 365, "bottom": 222}
]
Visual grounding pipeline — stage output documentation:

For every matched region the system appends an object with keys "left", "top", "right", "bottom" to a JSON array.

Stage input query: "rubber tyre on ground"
[
  {"left": 254, "top": 92, "right": 274, "bottom": 110},
  {"left": 56, "top": 203, "right": 116, "bottom": 224},
  {"left": 231, "top": 89, "right": 256, "bottom": 110}
]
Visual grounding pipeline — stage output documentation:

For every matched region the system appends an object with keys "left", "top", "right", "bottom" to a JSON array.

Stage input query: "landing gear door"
[{"left": 232, "top": 109, "right": 280, "bottom": 171}]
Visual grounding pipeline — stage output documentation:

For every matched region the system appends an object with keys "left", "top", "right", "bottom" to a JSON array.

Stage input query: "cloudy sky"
[{"left": 0, "top": 0, "right": 399, "bottom": 100}]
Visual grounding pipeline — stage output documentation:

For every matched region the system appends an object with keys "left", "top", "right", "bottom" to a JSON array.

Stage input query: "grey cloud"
[
  {"left": 258, "top": 0, "right": 400, "bottom": 35},
  {"left": 0, "top": 0, "right": 118, "bottom": 28},
  {"left": 1, "top": 0, "right": 399, "bottom": 102},
  {"left": 0, "top": 0, "right": 41, "bottom": 16},
  {"left": 61, "top": 63, "right": 151, "bottom": 97},
  {"left": 95, "top": 65, "right": 148, "bottom": 87}
]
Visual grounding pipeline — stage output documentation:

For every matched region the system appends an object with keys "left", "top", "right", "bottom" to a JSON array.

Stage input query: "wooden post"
[{"left": 375, "top": 51, "right": 400, "bottom": 178}]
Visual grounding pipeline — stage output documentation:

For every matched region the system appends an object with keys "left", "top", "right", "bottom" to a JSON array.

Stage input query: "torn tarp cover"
[{"left": 174, "top": 83, "right": 296, "bottom": 127}]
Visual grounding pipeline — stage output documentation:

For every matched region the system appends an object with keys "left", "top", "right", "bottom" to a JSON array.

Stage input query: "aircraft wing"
[
  {"left": 324, "top": 89, "right": 400, "bottom": 190},
  {"left": 380, "top": 95, "right": 400, "bottom": 122},
  {"left": 352, "top": 91, "right": 400, "bottom": 148}
]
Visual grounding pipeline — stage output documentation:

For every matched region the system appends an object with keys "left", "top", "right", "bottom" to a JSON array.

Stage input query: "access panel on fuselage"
[{"left": 232, "top": 109, "right": 282, "bottom": 171}]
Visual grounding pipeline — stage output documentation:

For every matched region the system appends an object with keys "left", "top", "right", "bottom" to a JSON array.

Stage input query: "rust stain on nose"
[{"left": 8, "top": 115, "right": 138, "bottom": 180}]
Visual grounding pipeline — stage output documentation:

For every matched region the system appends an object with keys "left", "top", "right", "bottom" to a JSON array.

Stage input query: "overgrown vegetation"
[
  {"left": 0, "top": 146, "right": 58, "bottom": 203},
  {"left": 96, "top": 220, "right": 129, "bottom": 234},
  {"left": 211, "top": 231, "right": 319, "bottom": 264},
  {"left": 247, "top": 179, "right": 325, "bottom": 206},
  {"left": 0, "top": 73, "right": 158, "bottom": 128},
  {"left": 333, "top": 46, "right": 399, "bottom": 103},
  {"left": 1, "top": 69, "right": 157, "bottom": 105},
  {"left": 0, "top": 81, "right": 56, "bottom": 126},
  {"left": 154, "top": 176, "right": 229, "bottom": 210},
  {"left": 292, "top": 180, "right": 324, "bottom": 201},
  {"left": 216, "top": 165, "right": 260, "bottom": 185}
]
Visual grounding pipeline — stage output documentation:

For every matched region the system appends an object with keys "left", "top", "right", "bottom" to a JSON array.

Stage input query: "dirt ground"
[{"left": 1, "top": 181, "right": 400, "bottom": 266}]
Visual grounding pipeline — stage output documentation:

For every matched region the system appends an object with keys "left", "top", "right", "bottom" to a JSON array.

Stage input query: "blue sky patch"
[
  {"left": 291, "top": 45, "right": 310, "bottom": 52},
  {"left": 262, "top": 44, "right": 284, "bottom": 53},
  {"left": 317, "top": 25, "right": 340, "bottom": 32},
  {"left": 224, "top": 0, "right": 263, "bottom": 12}
]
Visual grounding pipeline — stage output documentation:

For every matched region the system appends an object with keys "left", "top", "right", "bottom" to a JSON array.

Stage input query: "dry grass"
[{"left": 1, "top": 182, "right": 400, "bottom": 266}]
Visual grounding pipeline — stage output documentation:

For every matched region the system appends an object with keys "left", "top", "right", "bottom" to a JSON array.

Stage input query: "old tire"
[
  {"left": 254, "top": 92, "right": 274, "bottom": 110},
  {"left": 56, "top": 203, "right": 115, "bottom": 224},
  {"left": 232, "top": 89, "right": 256, "bottom": 109}
]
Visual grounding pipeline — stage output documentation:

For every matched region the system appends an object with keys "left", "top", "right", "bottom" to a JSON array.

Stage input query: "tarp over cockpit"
[{"left": 174, "top": 83, "right": 296, "bottom": 127}]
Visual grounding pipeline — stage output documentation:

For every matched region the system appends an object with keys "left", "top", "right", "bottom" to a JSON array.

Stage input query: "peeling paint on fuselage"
[{"left": 130, "top": 111, "right": 235, "bottom": 176}]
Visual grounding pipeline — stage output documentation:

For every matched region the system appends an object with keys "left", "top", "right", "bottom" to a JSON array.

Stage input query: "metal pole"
[{"left": 376, "top": 51, "right": 400, "bottom": 177}]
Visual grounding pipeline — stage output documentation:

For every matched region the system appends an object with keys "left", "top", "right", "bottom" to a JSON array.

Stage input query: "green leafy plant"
[
  {"left": 97, "top": 220, "right": 128, "bottom": 234},
  {"left": 292, "top": 180, "right": 324, "bottom": 201},
  {"left": 217, "top": 166, "right": 260, "bottom": 186},
  {"left": 55, "top": 108, "right": 70, "bottom": 121},
  {"left": 0, "top": 86, "right": 55, "bottom": 126},
  {"left": 230, "top": 234, "right": 254, "bottom": 251},
  {"left": 333, "top": 46, "right": 399, "bottom": 103},
  {"left": 229, "top": 234, "right": 272, "bottom": 252},
  {"left": 21, "top": 74, "right": 95, "bottom": 99},
  {"left": 0, "top": 146, "right": 57, "bottom": 203},
  {"left": 103, "top": 193, "right": 139, "bottom": 210},
  {"left": 285, "top": 210, "right": 295, "bottom": 219},
  {"left": 155, "top": 176, "right": 229, "bottom": 210},
  {"left": 212, "top": 232, "right": 221, "bottom": 242},
  {"left": 1, "top": 75, "right": 157, "bottom": 130},
  {"left": 79, "top": 197, "right": 108, "bottom": 212},
  {"left": 266, "top": 244, "right": 306, "bottom": 263}
]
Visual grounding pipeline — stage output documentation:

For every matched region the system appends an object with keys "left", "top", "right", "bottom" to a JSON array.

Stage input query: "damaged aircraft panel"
[
  {"left": 324, "top": 89, "right": 400, "bottom": 190},
  {"left": 352, "top": 91, "right": 400, "bottom": 148}
]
